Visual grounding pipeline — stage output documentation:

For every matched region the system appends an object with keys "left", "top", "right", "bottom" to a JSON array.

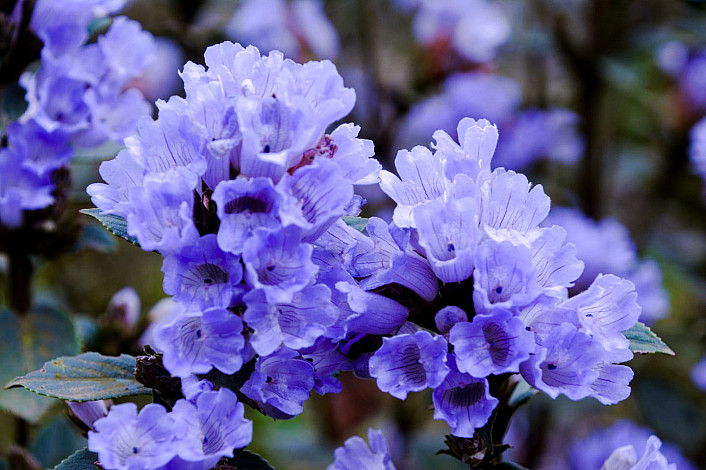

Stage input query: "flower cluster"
[
  {"left": 87, "top": 39, "right": 643, "bottom": 463},
  {"left": 546, "top": 207, "right": 669, "bottom": 324},
  {"left": 0, "top": 1, "right": 155, "bottom": 228},
  {"left": 364, "top": 118, "right": 640, "bottom": 437},
  {"left": 87, "top": 41, "right": 381, "bottom": 462}
]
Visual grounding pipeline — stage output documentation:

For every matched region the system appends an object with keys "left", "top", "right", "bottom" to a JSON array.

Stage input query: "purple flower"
[
  {"left": 242, "top": 226, "right": 318, "bottom": 303},
  {"left": 379, "top": 145, "right": 447, "bottom": 228},
  {"left": 472, "top": 239, "right": 543, "bottom": 312},
  {"left": 243, "top": 284, "right": 338, "bottom": 355},
  {"left": 519, "top": 323, "right": 605, "bottom": 400},
  {"left": 561, "top": 274, "right": 641, "bottom": 352},
  {"left": 277, "top": 158, "right": 354, "bottom": 241},
  {"left": 328, "top": 428, "right": 396, "bottom": 470},
  {"left": 300, "top": 338, "right": 353, "bottom": 395},
  {"left": 170, "top": 388, "right": 252, "bottom": 469},
  {"left": 88, "top": 403, "right": 175, "bottom": 470},
  {"left": 126, "top": 171, "right": 200, "bottom": 255},
  {"left": 162, "top": 234, "right": 244, "bottom": 310},
  {"left": 432, "top": 357, "right": 498, "bottom": 437},
  {"left": 413, "top": 196, "right": 480, "bottom": 283},
  {"left": 369, "top": 331, "right": 450, "bottom": 399},
  {"left": 153, "top": 307, "right": 245, "bottom": 378},
  {"left": 212, "top": 177, "right": 286, "bottom": 254},
  {"left": 241, "top": 348, "right": 315, "bottom": 418},
  {"left": 351, "top": 217, "right": 438, "bottom": 301},
  {"left": 450, "top": 310, "right": 535, "bottom": 377},
  {"left": 478, "top": 169, "right": 550, "bottom": 235}
]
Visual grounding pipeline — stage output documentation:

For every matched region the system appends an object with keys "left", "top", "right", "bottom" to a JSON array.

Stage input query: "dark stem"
[{"left": 8, "top": 252, "right": 32, "bottom": 315}]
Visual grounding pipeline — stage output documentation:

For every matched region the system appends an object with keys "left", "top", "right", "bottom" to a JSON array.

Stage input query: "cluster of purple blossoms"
[
  {"left": 87, "top": 41, "right": 381, "bottom": 463},
  {"left": 226, "top": 0, "right": 339, "bottom": 61},
  {"left": 361, "top": 117, "right": 641, "bottom": 437},
  {"left": 546, "top": 207, "right": 669, "bottom": 324},
  {"left": 86, "top": 37, "right": 645, "bottom": 461},
  {"left": 0, "top": 0, "right": 155, "bottom": 228}
]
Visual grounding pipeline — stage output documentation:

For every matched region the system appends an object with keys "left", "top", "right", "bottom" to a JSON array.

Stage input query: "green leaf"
[
  {"left": 5, "top": 352, "right": 151, "bottom": 401},
  {"left": 0, "top": 306, "right": 80, "bottom": 423},
  {"left": 342, "top": 216, "right": 368, "bottom": 233},
  {"left": 54, "top": 448, "right": 100, "bottom": 470},
  {"left": 79, "top": 208, "right": 140, "bottom": 246},
  {"left": 623, "top": 322, "right": 674, "bottom": 355}
]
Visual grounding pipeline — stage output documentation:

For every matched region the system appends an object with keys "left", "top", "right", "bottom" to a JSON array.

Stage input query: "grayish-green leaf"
[
  {"left": 79, "top": 208, "right": 140, "bottom": 246},
  {"left": 71, "top": 224, "right": 117, "bottom": 253},
  {"left": 623, "top": 322, "right": 674, "bottom": 355},
  {"left": 508, "top": 378, "right": 538, "bottom": 410},
  {"left": 54, "top": 448, "right": 100, "bottom": 470},
  {"left": 342, "top": 216, "right": 368, "bottom": 233},
  {"left": 30, "top": 415, "right": 86, "bottom": 468},
  {"left": 0, "top": 84, "right": 27, "bottom": 133},
  {"left": 0, "top": 307, "right": 80, "bottom": 423},
  {"left": 5, "top": 352, "right": 150, "bottom": 402}
]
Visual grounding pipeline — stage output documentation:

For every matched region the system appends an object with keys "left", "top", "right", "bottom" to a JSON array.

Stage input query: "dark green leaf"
[
  {"left": 222, "top": 450, "right": 275, "bottom": 470},
  {"left": 5, "top": 352, "right": 151, "bottom": 401},
  {"left": 0, "top": 306, "right": 80, "bottom": 423},
  {"left": 623, "top": 322, "right": 674, "bottom": 355},
  {"left": 79, "top": 208, "right": 139, "bottom": 246},
  {"left": 342, "top": 216, "right": 368, "bottom": 233},
  {"left": 53, "top": 448, "right": 100, "bottom": 470}
]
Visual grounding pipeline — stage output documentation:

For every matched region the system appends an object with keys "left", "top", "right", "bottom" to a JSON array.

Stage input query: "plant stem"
[{"left": 7, "top": 252, "right": 32, "bottom": 315}]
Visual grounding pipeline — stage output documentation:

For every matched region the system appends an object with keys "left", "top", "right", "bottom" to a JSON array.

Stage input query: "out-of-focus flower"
[{"left": 226, "top": 0, "right": 339, "bottom": 60}]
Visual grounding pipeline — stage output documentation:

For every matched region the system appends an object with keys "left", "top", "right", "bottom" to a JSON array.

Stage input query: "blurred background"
[{"left": 2, "top": 0, "right": 706, "bottom": 468}]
